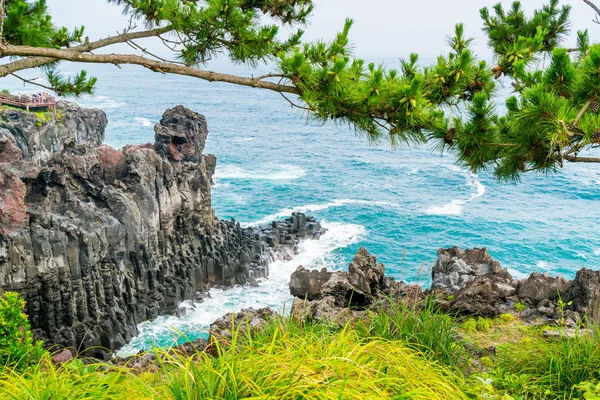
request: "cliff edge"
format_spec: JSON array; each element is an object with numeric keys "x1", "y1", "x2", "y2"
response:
[{"x1": 0, "y1": 103, "x2": 321, "y2": 357}]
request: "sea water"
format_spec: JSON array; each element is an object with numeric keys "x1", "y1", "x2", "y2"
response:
[{"x1": 4, "y1": 64, "x2": 600, "y2": 354}]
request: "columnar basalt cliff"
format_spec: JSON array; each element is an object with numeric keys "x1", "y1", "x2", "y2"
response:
[{"x1": 0, "y1": 103, "x2": 322, "y2": 357}]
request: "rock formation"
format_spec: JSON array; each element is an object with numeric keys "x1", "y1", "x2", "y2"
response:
[
  {"x1": 433, "y1": 247, "x2": 600, "y2": 326},
  {"x1": 289, "y1": 247, "x2": 421, "y2": 326},
  {"x1": 0, "y1": 103, "x2": 323, "y2": 357}
]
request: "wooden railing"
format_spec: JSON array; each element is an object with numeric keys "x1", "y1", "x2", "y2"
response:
[{"x1": 0, "y1": 92, "x2": 56, "y2": 112}]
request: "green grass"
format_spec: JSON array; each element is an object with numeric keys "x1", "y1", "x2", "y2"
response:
[{"x1": 2, "y1": 299, "x2": 600, "y2": 399}]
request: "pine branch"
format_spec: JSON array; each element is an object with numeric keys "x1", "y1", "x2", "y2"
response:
[
  {"x1": 9, "y1": 73, "x2": 54, "y2": 91},
  {"x1": 583, "y1": 0, "x2": 600, "y2": 17},
  {"x1": 0, "y1": 26, "x2": 171, "y2": 78},
  {"x1": 0, "y1": 44, "x2": 300, "y2": 95},
  {"x1": 564, "y1": 155, "x2": 600, "y2": 163}
]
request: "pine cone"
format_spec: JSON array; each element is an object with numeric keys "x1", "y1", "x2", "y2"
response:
[
  {"x1": 591, "y1": 101, "x2": 599, "y2": 114},
  {"x1": 444, "y1": 128, "x2": 456, "y2": 145},
  {"x1": 592, "y1": 131, "x2": 600, "y2": 144}
]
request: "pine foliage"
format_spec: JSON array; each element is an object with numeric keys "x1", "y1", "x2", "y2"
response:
[{"x1": 2, "y1": 0, "x2": 600, "y2": 179}]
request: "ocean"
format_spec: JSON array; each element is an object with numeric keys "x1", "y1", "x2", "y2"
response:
[{"x1": 5, "y1": 63, "x2": 600, "y2": 355}]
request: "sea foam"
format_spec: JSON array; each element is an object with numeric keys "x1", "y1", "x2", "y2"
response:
[
  {"x1": 425, "y1": 166, "x2": 486, "y2": 216},
  {"x1": 215, "y1": 164, "x2": 306, "y2": 181},
  {"x1": 134, "y1": 117, "x2": 153, "y2": 127},
  {"x1": 116, "y1": 220, "x2": 366, "y2": 356}
]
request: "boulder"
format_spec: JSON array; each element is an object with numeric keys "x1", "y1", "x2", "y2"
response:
[
  {"x1": 432, "y1": 247, "x2": 511, "y2": 293},
  {"x1": 450, "y1": 274, "x2": 515, "y2": 317},
  {"x1": 563, "y1": 269, "x2": 600, "y2": 324},
  {"x1": 289, "y1": 266, "x2": 333, "y2": 300},
  {"x1": 347, "y1": 247, "x2": 385, "y2": 295},
  {"x1": 209, "y1": 307, "x2": 276, "y2": 340},
  {"x1": 517, "y1": 272, "x2": 569, "y2": 305}
]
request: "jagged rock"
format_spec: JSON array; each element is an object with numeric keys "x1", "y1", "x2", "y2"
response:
[
  {"x1": 431, "y1": 247, "x2": 511, "y2": 293},
  {"x1": 563, "y1": 269, "x2": 600, "y2": 324},
  {"x1": 0, "y1": 104, "x2": 324, "y2": 358},
  {"x1": 347, "y1": 247, "x2": 385, "y2": 296},
  {"x1": 517, "y1": 272, "x2": 569, "y2": 305},
  {"x1": 0, "y1": 101, "x2": 106, "y2": 163},
  {"x1": 290, "y1": 248, "x2": 415, "y2": 324},
  {"x1": 209, "y1": 307, "x2": 275, "y2": 340},
  {"x1": 449, "y1": 274, "x2": 515, "y2": 317},
  {"x1": 289, "y1": 266, "x2": 332, "y2": 300}
]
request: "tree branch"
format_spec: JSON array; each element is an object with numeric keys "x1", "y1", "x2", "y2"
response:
[
  {"x1": 0, "y1": 44, "x2": 300, "y2": 95},
  {"x1": 583, "y1": 0, "x2": 600, "y2": 16},
  {"x1": 0, "y1": 0, "x2": 5, "y2": 42},
  {"x1": 10, "y1": 73, "x2": 55, "y2": 91},
  {"x1": 564, "y1": 155, "x2": 600, "y2": 163},
  {"x1": 0, "y1": 26, "x2": 172, "y2": 78}
]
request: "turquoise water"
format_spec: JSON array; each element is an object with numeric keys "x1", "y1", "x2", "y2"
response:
[{"x1": 5, "y1": 64, "x2": 600, "y2": 353}]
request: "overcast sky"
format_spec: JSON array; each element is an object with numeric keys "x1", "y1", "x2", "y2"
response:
[{"x1": 47, "y1": 0, "x2": 598, "y2": 62}]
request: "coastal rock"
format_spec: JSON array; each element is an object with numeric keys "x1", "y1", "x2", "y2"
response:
[
  {"x1": 289, "y1": 266, "x2": 332, "y2": 300},
  {"x1": 516, "y1": 272, "x2": 569, "y2": 305},
  {"x1": 449, "y1": 274, "x2": 515, "y2": 317},
  {"x1": 209, "y1": 307, "x2": 275, "y2": 340},
  {"x1": 0, "y1": 104, "x2": 324, "y2": 358},
  {"x1": 563, "y1": 269, "x2": 600, "y2": 324},
  {"x1": 431, "y1": 247, "x2": 511, "y2": 293},
  {"x1": 290, "y1": 248, "x2": 412, "y2": 324}
]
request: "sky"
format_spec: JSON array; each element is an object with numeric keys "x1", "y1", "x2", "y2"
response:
[{"x1": 46, "y1": 0, "x2": 599, "y2": 63}]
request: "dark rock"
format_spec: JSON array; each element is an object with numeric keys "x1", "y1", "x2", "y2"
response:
[
  {"x1": 289, "y1": 266, "x2": 333, "y2": 300},
  {"x1": 0, "y1": 104, "x2": 324, "y2": 356},
  {"x1": 209, "y1": 307, "x2": 275, "y2": 340},
  {"x1": 290, "y1": 248, "x2": 415, "y2": 324},
  {"x1": 432, "y1": 247, "x2": 511, "y2": 293},
  {"x1": 517, "y1": 272, "x2": 569, "y2": 305},
  {"x1": 563, "y1": 269, "x2": 600, "y2": 324},
  {"x1": 450, "y1": 274, "x2": 515, "y2": 317}
]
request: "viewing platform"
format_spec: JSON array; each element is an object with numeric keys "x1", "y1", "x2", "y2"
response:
[{"x1": 0, "y1": 92, "x2": 56, "y2": 114}]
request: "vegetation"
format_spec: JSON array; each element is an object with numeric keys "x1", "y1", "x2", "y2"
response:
[
  {"x1": 2, "y1": 293, "x2": 600, "y2": 399},
  {"x1": 1, "y1": 0, "x2": 600, "y2": 179},
  {"x1": 0, "y1": 292, "x2": 44, "y2": 372}
]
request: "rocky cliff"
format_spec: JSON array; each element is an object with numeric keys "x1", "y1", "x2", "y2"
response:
[{"x1": 0, "y1": 103, "x2": 322, "y2": 357}]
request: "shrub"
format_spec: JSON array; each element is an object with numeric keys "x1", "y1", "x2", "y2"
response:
[
  {"x1": 499, "y1": 313, "x2": 515, "y2": 323},
  {"x1": 0, "y1": 292, "x2": 45, "y2": 371}
]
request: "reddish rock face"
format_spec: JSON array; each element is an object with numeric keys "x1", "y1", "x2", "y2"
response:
[
  {"x1": 124, "y1": 143, "x2": 154, "y2": 155},
  {"x1": 0, "y1": 173, "x2": 28, "y2": 234},
  {"x1": 97, "y1": 145, "x2": 125, "y2": 170},
  {"x1": 0, "y1": 137, "x2": 23, "y2": 164}
]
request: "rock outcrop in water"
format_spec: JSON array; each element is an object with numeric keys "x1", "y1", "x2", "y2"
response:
[{"x1": 0, "y1": 103, "x2": 323, "y2": 357}]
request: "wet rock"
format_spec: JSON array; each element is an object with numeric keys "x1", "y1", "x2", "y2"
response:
[{"x1": 432, "y1": 247, "x2": 511, "y2": 293}]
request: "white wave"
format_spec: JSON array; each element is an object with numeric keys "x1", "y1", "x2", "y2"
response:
[
  {"x1": 134, "y1": 117, "x2": 153, "y2": 127},
  {"x1": 80, "y1": 95, "x2": 126, "y2": 110},
  {"x1": 235, "y1": 137, "x2": 256, "y2": 143},
  {"x1": 594, "y1": 248, "x2": 600, "y2": 256},
  {"x1": 116, "y1": 220, "x2": 366, "y2": 356},
  {"x1": 215, "y1": 164, "x2": 305, "y2": 181},
  {"x1": 425, "y1": 166, "x2": 486, "y2": 216},
  {"x1": 241, "y1": 199, "x2": 398, "y2": 227}
]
